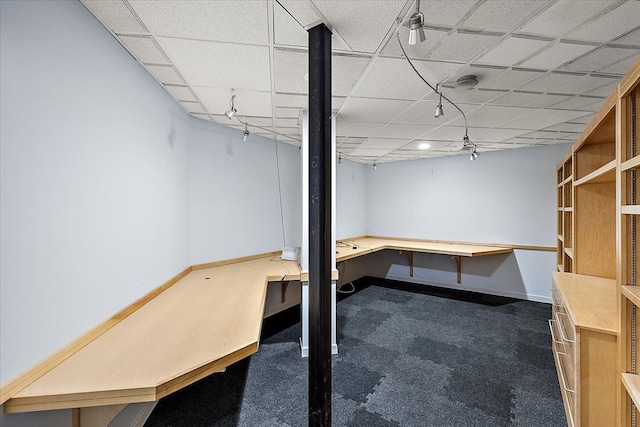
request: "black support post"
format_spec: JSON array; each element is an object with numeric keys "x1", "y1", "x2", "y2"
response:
[{"x1": 308, "y1": 23, "x2": 332, "y2": 427}]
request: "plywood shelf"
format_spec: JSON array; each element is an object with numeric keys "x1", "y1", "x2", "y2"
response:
[
  {"x1": 621, "y1": 154, "x2": 640, "y2": 172},
  {"x1": 558, "y1": 234, "x2": 564, "y2": 242},
  {"x1": 622, "y1": 286, "x2": 640, "y2": 307},
  {"x1": 622, "y1": 205, "x2": 640, "y2": 215},
  {"x1": 564, "y1": 207, "x2": 573, "y2": 212},
  {"x1": 622, "y1": 373, "x2": 640, "y2": 410},
  {"x1": 563, "y1": 176, "x2": 573, "y2": 185},
  {"x1": 573, "y1": 159, "x2": 616, "y2": 186}
]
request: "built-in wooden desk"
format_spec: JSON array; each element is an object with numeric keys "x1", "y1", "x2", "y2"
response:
[
  {"x1": 336, "y1": 237, "x2": 512, "y2": 283},
  {"x1": 3, "y1": 255, "x2": 300, "y2": 415}
]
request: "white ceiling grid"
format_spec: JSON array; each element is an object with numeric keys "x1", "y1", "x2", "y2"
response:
[{"x1": 81, "y1": 0, "x2": 640, "y2": 164}]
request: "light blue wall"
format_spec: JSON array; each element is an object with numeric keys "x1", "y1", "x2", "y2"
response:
[{"x1": 364, "y1": 144, "x2": 571, "y2": 301}]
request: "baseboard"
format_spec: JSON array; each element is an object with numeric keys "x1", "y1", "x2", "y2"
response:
[{"x1": 371, "y1": 274, "x2": 552, "y2": 304}]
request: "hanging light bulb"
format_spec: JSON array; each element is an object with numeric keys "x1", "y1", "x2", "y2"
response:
[
  {"x1": 242, "y1": 122, "x2": 249, "y2": 141},
  {"x1": 435, "y1": 93, "x2": 444, "y2": 118},
  {"x1": 373, "y1": 160, "x2": 377, "y2": 170},
  {"x1": 470, "y1": 149, "x2": 479, "y2": 161},
  {"x1": 225, "y1": 94, "x2": 237, "y2": 119}
]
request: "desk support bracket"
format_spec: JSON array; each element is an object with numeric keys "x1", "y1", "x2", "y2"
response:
[{"x1": 452, "y1": 256, "x2": 462, "y2": 284}]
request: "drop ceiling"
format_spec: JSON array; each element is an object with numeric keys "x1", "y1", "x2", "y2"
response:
[{"x1": 81, "y1": 0, "x2": 640, "y2": 163}]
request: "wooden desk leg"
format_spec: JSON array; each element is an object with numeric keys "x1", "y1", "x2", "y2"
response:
[
  {"x1": 281, "y1": 281, "x2": 289, "y2": 304},
  {"x1": 73, "y1": 404, "x2": 127, "y2": 427},
  {"x1": 452, "y1": 256, "x2": 461, "y2": 284}
]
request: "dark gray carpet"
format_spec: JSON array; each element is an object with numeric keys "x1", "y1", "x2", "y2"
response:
[{"x1": 145, "y1": 279, "x2": 565, "y2": 426}]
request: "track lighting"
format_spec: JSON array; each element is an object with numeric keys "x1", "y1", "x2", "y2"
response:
[
  {"x1": 242, "y1": 122, "x2": 249, "y2": 141},
  {"x1": 338, "y1": 152, "x2": 342, "y2": 165},
  {"x1": 470, "y1": 149, "x2": 479, "y2": 161},
  {"x1": 435, "y1": 93, "x2": 444, "y2": 118},
  {"x1": 408, "y1": 0, "x2": 425, "y2": 45},
  {"x1": 225, "y1": 94, "x2": 237, "y2": 119},
  {"x1": 373, "y1": 160, "x2": 377, "y2": 170}
]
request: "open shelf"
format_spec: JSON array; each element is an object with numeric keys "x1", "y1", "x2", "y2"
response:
[
  {"x1": 564, "y1": 207, "x2": 573, "y2": 212},
  {"x1": 621, "y1": 155, "x2": 640, "y2": 172},
  {"x1": 622, "y1": 373, "x2": 640, "y2": 410},
  {"x1": 574, "y1": 159, "x2": 616, "y2": 186},
  {"x1": 563, "y1": 176, "x2": 573, "y2": 185},
  {"x1": 622, "y1": 286, "x2": 640, "y2": 307},
  {"x1": 622, "y1": 206, "x2": 640, "y2": 215}
]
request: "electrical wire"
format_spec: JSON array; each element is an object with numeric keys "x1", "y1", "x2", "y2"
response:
[
  {"x1": 395, "y1": 32, "x2": 469, "y2": 134},
  {"x1": 273, "y1": 134, "x2": 287, "y2": 248}
]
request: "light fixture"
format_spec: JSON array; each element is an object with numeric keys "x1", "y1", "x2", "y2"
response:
[
  {"x1": 242, "y1": 122, "x2": 249, "y2": 141},
  {"x1": 225, "y1": 94, "x2": 237, "y2": 119},
  {"x1": 408, "y1": 11, "x2": 426, "y2": 45},
  {"x1": 456, "y1": 75, "x2": 478, "y2": 90},
  {"x1": 373, "y1": 160, "x2": 377, "y2": 170},
  {"x1": 435, "y1": 93, "x2": 444, "y2": 118},
  {"x1": 338, "y1": 152, "x2": 342, "y2": 164},
  {"x1": 418, "y1": 142, "x2": 431, "y2": 150},
  {"x1": 470, "y1": 149, "x2": 479, "y2": 161}
]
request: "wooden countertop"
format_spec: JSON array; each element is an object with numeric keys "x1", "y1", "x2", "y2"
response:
[
  {"x1": 552, "y1": 271, "x2": 618, "y2": 334},
  {"x1": 5, "y1": 256, "x2": 301, "y2": 413},
  {"x1": 335, "y1": 237, "x2": 512, "y2": 262}
]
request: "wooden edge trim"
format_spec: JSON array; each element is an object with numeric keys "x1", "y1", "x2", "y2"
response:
[
  {"x1": 621, "y1": 155, "x2": 640, "y2": 172},
  {"x1": 5, "y1": 388, "x2": 156, "y2": 414},
  {"x1": 382, "y1": 244, "x2": 512, "y2": 257},
  {"x1": 191, "y1": 251, "x2": 282, "y2": 270},
  {"x1": 364, "y1": 235, "x2": 555, "y2": 252},
  {"x1": 572, "y1": 91, "x2": 617, "y2": 152},
  {"x1": 299, "y1": 270, "x2": 339, "y2": 282},
  {"x1": 156, "y1": 343, "x2": 258, "y2": 399},
  {"x1": 619, "y1": 57, "x2": 640, "y2": 97},
  {"x1": 0, "y1": 266, "x2": 192, "y2": 406}
]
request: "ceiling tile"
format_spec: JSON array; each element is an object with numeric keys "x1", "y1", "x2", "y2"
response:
[
  {"x1": 242, "y1": 116, "x2": 275, "y2": 127},
  {"x1": 192, "y1": 113, "x2": 211, "y2": 121},
  {"x1": 164, "y1": 85, "x2": 196, "y2": 102},
  {"x1": 461, "y1": 1, "x2": 547, "y2": 32},
  {"x1": 475, "y1": 67, "x2": 544, "y2": 90},
  {"x1": 442, "y1": 88, "x2": 507, "y2": 104},
  {"x1": 119, "y1": 36, "x2": 168, "y2": 64},
  {"x1": 373, "y1": 123, "x2": 438, "y2": 139},
  {"x1": 356, "y1": 137, "x2": 412, "y2": 150},
  {"x1": 517, "y1": 1, "x2": 616, "y2": 38},
  {"x1": 273, "y1": 1, "x2": 308, "y2": 48},
  {"x1": 597, "y1": 54, "x2": 640, "y2": 75},
  {"x1": 419, "y1": 0, "x2": 477, "y2": 27},
  {"x1": 179, "y1": 101, "x2": 205, "y2": 114},
  {"x1": 463, "y1": 127, "x2": 531, "y2": 142},
  {"x1": 350, "y1": 147, "x2": 395, "y2": 157},
  {"x1": 399, "y1": 139, "x2": 453, "y2": 151},
  {"x1": 277, "y1": 0, "x2": 322, "y2": 27},
  {"x1": 311, "y1": 0, "x2": 405, "y2": 53},
  {"x1": 194, "y1": 87, "x2": 273, "y2": 117},
  {"x1": 549, "y1": 95, "x2": 605, "y2": 111},
  {"x1": 81, "y1": 0, "x2": 147, "y2": 34},
  {"x1": 275, "y1": 107, "x2": 300, "y2": 119},
  {"x1": 146, "y1": 65, "x2": 184, "y2": 85},
  {"x1": 274, "y1": 48, "x2": 307, "y2": 94},
  {"x1": 333, "y1": 55, "x2": 372, "y2": 96},
  {"x1": 501, "y1": 108, "x2": 590, "y2": 130},
  {"x1": 339, "y1": 97, "x2": 414, "y2": 123},
  {"x1": 518, "y1": 72, "x2": 619, "y2": 95},
  {"x1": 129, "y1": 0, "x2": 269, "y2": 45},
  {"x1": 582, "y1": 81, "x2": 619, "y2": 97},
  {"x1": 568, "y1": 2, "x2": 640, "y2": 43},
  {"x1": 274, "y1": 118, "x2": 298, "y2": 127},
  {"x1": 275, "y1": 93, "x2": 307, "y2": 108},
  {"x1": 158, "y1": 38, "x2": 271, "y2": 91},
  {"x1": 352, "y1": 57, "x2": 431, "y2": 100},
  {"x1": 569, "y1": 113, "x2": 596, "y2": 124},
  {"x1": 448, "y1": 104, "x2": 537, "y2": 128},
  {"x1": 543, "y1": 122, "x2": 585, "y2": 132},
  {"x1": 429, "y1": 32, "x2": 501, "y2": 62},
  {"x1": 336, "y1": 121, "x2": 386, "y2": 137},
  {"x1": 563, "y1": 46, "x2": 639, "y2": 73},
  {"x1": 380, "y1": 28, "x2": 449, "y2": 59},
  {"x1": 489, "y1": 91, "x2": 568, "y2": 108},
  {"x1": 476, "y1": 36, "x2": 549, "y2": 67},
  {"x1": 519, "y1": 42, "x2": 596, "y2": 69},
  {"x1": 615, "y1": 28, "x2": 640, "y2": 46}
]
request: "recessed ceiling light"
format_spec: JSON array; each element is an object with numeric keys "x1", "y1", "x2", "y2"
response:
[{"x1": 418, "y1": 142, "x2": 431, "y2": 150}]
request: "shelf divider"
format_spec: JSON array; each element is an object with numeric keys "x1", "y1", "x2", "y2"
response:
[
  {"x1": 622, "y1": 373, "x2": 640, "y2": 410},
  {"x1": 621, "y1": 154, "x2": 640, "y2": 172},
  {"x1": 622, "y1": 286, "x2": 640, "y2": 307},
  {"x1": 622, "y1": 206, "x2": 640, "y2": 215}
]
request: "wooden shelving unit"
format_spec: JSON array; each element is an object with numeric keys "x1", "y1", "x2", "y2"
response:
[
  {"x1": 553, "y1": 58, "x2": 640, "y2": 427},
  {"x1": 620, "y1": 60, "x2": 640, "y2": 427}
]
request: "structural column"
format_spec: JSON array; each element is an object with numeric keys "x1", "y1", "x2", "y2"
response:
[{"x1": 305, "y1": 23, "x2": 333, "y2": 427}]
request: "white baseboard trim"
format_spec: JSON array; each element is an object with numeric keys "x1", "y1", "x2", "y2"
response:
[{"x1": 371, "y1": 274, "x2": 552, "y2": 304}]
